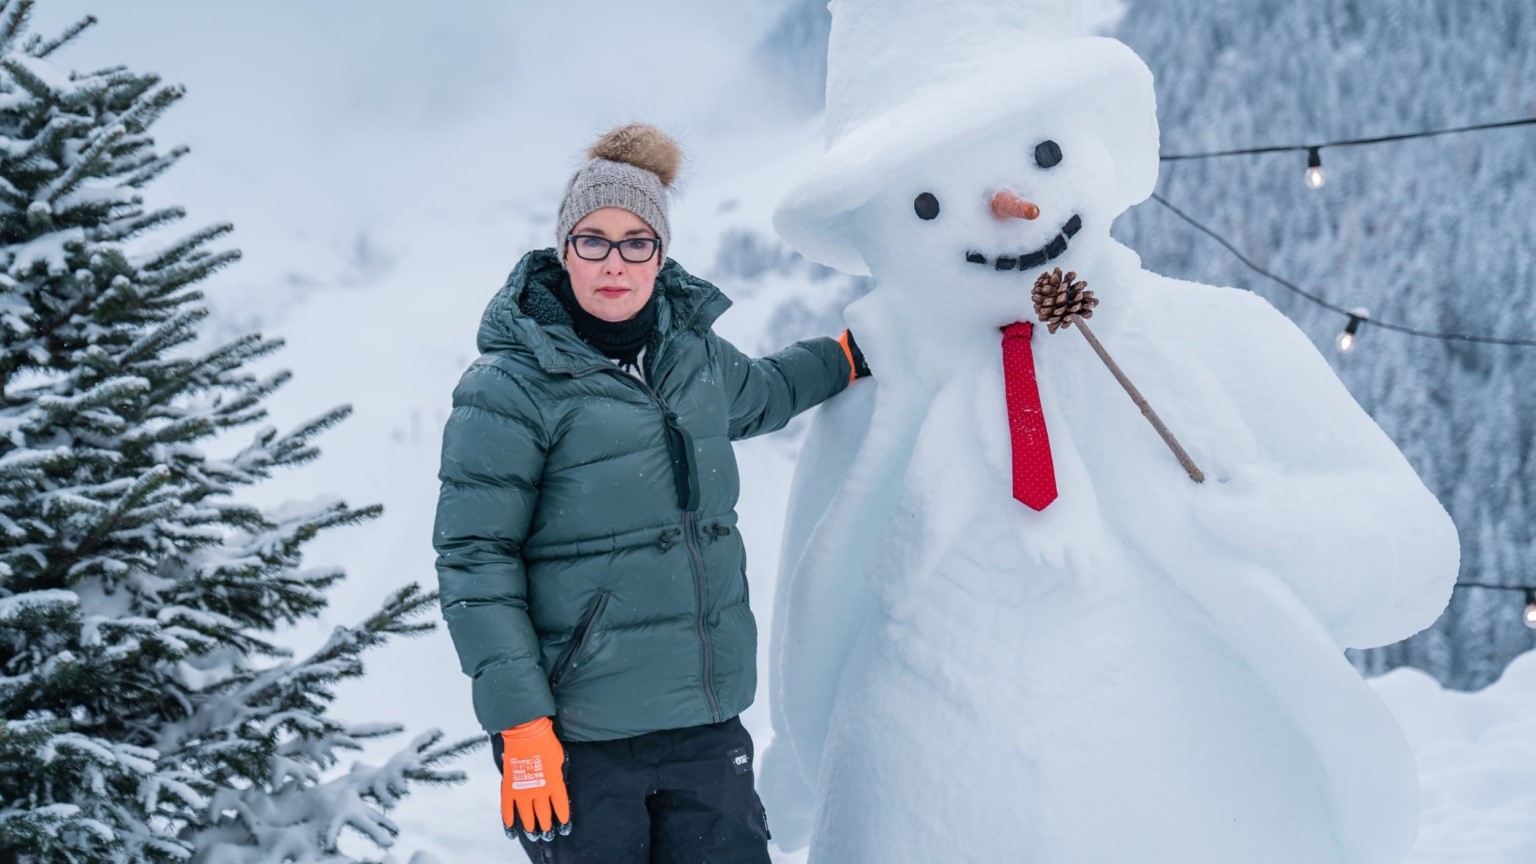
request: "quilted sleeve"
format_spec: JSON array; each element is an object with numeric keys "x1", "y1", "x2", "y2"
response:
[
  {"x1": 433, "y1": 360, "x2": 555, "y2": 733},
  {"x1": 715, "y1": 334, "x2": 852, "y2": 440}
]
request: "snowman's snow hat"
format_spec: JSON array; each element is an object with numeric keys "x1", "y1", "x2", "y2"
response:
[{"x1": 775, "y1": 0, "x2": 1159, "y2": 275}]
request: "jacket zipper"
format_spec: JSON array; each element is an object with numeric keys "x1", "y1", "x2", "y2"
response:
[
  {"x1": 682, "y1": 509, "x2": 720, "y2": 720},
  {"x1": 549, "y1": 590, "x2": 610, "y2": 692},
  {"x1": 554, "y1": 360, "x2": 720, "y2": 721}
]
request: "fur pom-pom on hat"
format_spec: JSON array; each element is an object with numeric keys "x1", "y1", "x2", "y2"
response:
[
  {"x1": 588, "y1": 123, "x2": 682, "y2": 189},
  {"x1": 556, "y1": 123, "x2": 682, "y2": 259}
]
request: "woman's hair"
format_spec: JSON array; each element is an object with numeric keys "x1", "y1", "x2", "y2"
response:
[{"x1": 556, "y1": 124, "x2": 682, "y2": 256}]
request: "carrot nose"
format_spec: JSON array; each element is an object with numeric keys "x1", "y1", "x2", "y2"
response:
[{"x1": 991, "y1": 190, "x2": 1040, "y2": 221}]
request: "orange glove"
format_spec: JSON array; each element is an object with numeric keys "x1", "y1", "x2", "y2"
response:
[{"x1": 499, "y1": 716, "x2": 571, "y2": 839}]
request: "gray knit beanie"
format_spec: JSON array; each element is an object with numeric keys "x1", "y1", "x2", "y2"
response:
[{"x1": 556, "y1": 124, "x2": 682, "y2": 262}]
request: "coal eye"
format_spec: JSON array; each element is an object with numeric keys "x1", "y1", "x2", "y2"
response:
[
  {"x1": 1034, "y1": 140, "x2": 1063, "y2": 169},
  {"x1": 913, "y1": 192, "x2": 940, "y2": 220}
]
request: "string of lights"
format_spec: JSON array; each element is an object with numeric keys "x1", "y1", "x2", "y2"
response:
[
  {"x1": 1158, "y1": 115, "x2": 1536, "y2": 189},
  {"x1": 1150, "y1": 192, "x2": 1536, "y2": 619},
  {"x1": 1150, "y1": 110, "x2": 1536, "y2": 625},
  {"x1": 1454, "y1": 583, "x2": 1536, "y2": 629},
  {"x1": 1153, "y1": 116, "x2": 1536, "y2": 631},
  {"x1": 1148, "y1": 193, "x2": 1536, "y2": 352}
]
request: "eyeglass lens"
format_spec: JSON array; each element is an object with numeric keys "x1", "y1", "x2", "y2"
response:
[{"x1": 569, "y1": 235, "x2": 658, "y2": 263}]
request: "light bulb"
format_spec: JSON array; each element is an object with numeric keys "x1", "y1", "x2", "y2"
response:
[
  {"x1": 1337, "y1": 313, "x2": 1365, "y2": 353},
  {"x1": 1305, "y1": 147, "x2": 1325, "y2": 189},
  {"x1": 1524, "y1": 590, "x2": 1536, "y2": 630}
]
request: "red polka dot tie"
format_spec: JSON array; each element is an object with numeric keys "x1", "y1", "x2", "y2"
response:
[{"x1": 1001, "y1": 322, "x2": 1058, "y2": 511}]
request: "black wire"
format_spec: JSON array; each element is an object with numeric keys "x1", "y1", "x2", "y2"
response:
[
  {"x1": 1455, "y1": 582, "x2": 1536, "y2": 593},
  {"x1": 1159, "y1": 116, "x2": 1536, "y2": 161},
  {"x1": 1149, "y1": 193, "x2": 1536, "y2": 348}
]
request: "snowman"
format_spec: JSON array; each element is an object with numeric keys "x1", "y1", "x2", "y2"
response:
[{"x1": 762, "y1": 1, "x2": 1461, "y2": 862}]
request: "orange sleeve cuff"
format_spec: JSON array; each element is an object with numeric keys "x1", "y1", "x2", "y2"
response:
[
  {"x1": 836, "y1": 330, "x2": 857, "y2": 384},
  {"x1": 502, "y1": 716, "x2": 554, "y2": 740}
]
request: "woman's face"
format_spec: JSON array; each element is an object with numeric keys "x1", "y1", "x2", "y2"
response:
[{"x1": 563, "y1": 207, "x2": 661, "y2": 323}]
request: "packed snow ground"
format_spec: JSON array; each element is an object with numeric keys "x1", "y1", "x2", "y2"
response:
[
  {"x1": 1374, "y1": 654, "x2": 1536, "y2": 864},
  {"x1": 22, "y1": 3, "x2": 1534, "y2": 861}
]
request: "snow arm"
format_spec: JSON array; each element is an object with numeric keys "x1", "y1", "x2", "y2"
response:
[
  {"x1": 762, "y1": 379, "x2": 920, "y2": 850},
  {"x1": 1188, "y1": 289, "x2": 1460, "y2": 650}
]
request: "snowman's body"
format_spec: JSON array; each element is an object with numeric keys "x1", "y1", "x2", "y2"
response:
[
  {"x1": 768, "y1": 239, "x2": 1457, "y2": 863},
  {"x1": 765, "y1": 3, "x2": 1458, "y2": 860}
]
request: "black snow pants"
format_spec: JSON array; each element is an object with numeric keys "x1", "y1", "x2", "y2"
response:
[{"x1": 492, "y1": 715, "x2": 772, "y2": 864}]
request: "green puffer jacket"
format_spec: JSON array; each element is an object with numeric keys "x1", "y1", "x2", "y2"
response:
[{"x1": 433, "y1": 248, "x2": 851, "y2": 741}]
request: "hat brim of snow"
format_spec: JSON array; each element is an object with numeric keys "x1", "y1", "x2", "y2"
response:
[{"x1": 774, "y1": 37, "x2": 1158, "y2": 276}]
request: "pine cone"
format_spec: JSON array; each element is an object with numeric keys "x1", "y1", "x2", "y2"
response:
[{"x1": 1032, "y1": 267, "x2": 1098, "y2": 333}]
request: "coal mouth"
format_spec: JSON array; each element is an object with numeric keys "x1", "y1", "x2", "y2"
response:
[{"x1": 965, "y1": 214, "x2": 1082, "y2": 272}]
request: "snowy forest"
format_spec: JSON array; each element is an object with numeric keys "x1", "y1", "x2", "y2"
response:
[
  {"x1": 1, "y1": 0, "x2": 1532, "y2": 861},
  {"x1": 1112, "y1": 0, "x2": 1536, "y2": 690}
]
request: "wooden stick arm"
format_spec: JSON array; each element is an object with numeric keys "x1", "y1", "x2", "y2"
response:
[{"x1": 1073, "y1": 318, "x2": 1205, "y2": 484}]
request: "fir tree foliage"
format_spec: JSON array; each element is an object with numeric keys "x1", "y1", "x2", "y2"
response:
[{"x1": 0, "y1": 4, "x2": 475, "y2": 862}]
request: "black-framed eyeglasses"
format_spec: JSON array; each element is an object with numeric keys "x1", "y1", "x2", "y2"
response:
[{"x1": 566, "y1": 234, "x2": 660, "y2": 263}]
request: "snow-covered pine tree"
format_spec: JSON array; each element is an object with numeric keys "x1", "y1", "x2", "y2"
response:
[{"x1": 0, "y1": 5, "x2": 474, "y2": 862}]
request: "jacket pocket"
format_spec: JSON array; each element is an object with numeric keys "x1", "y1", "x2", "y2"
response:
[{"x1": 549, "y1": 590, "x2": 610, "y2": 692}]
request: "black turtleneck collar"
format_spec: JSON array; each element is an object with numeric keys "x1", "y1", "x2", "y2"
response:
[{"x1": 550, "y1": 276, "x2": 659, "y2": 368}]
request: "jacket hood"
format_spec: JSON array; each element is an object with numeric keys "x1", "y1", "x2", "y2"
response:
[{"x1": 476, "y1": 248, "x2": 733, "y2": 371}]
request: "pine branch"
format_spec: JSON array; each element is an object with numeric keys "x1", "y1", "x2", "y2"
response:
[
  {"x1": 139, "y1": 288, "x2": 206, "y2": 314},
  {"x1": 8, "y1": 113, "x2": 93, "y2": 171},
  {"x1": 102, "y1": 72, "x2": 159, "y2": 113},
  {"x1": 194, "y1": 332, "x2": 281, "y2": 379},
  {"x1": 140, "y1": 223, "x2": 233, "y2": 272},
  {"x1": 29, "y1": 13, "x2": 94, "y2": 59},
  {"x1": 264, "y1": 406, "x2": 356, "y2": 469},
  {"x1": 123, "y1": 414, "x2": 214, "y2": 450},
  {"x1": 137, "y1": 247, "x2": 242, "y2": 294},
  {"x1": 0, "y1": 172, "x2": 25, "y2": 209},
  {"x1": 0, "y1": 0, "x2": 31, "y2": 59},
  {"x1": 0, "y1": 445, "x2": 67, "y2": 488},
  {"x1": 119, "y1": 145, "x2": 188, "y2": 190},
  {"x1": 0, "y1": 53, "x2": 52, "y2": 101},
  {"x1": 40, "y1": 121, "x2": 124, "y2": 205},
  {"x1": 55, "y1": 67, "x2": 139, "y2": 111},
  {"x1": 208, "y1": 366, "x2": 290, "y2": 431},
  {"x1": 397, "y1": 729, "x2": 483, "y2": 788},
  {"x1": 79, "y1": 62, "x2": 127, "y2": 78},
  {"x1": 34, "y1": 464, "x2": 172, "y2": 588},
  {"x1": 33, "y1": 375, "x2": 147, "y2": 424},
  {"x1": 137, "y1": 339, "x2": 286, "y2": 436},
  {"x1": 115, "y1": 81, "x2": 183, "y2": 138},
  {"x1": 117, "y1": 306, "x2": 208, "y2": 367},
  {"x1": 94, "y1": 204, "x2": 184, "y2": 242}
]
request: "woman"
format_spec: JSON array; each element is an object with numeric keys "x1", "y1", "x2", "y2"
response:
[{"x1": 432, "y1": 123, "x2": 870, "y2": 863}]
